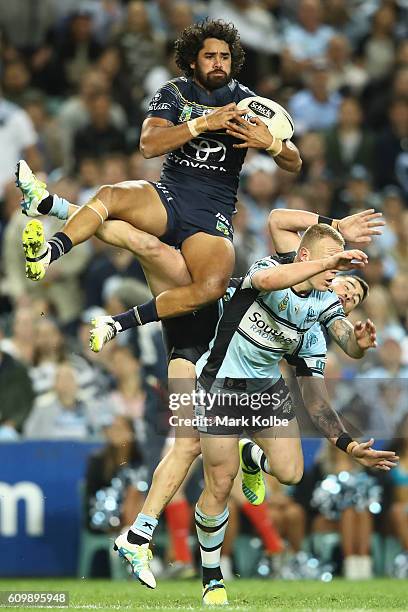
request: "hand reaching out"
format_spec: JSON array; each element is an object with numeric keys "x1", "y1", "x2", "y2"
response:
[
  {"x1": 350, "y1": 439, "x2": 399, "y2": 471},
  {"x1": 354, "y1": 319, "x2": 377, "y2": 350},
  {"x1": 337, "y1": 209, "x2": 385, "y2": 244},
  {"x1": 325, "y1": 249, "x2": 368, "y2": 271}
]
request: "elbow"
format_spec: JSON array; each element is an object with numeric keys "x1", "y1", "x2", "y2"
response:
[
  {"x1": 257, "y1": 275, "x2": 282, "y2": 292},
  {"x1": 345, "y1": 347, "x2": 364, "y2": 359},
  {"x1": 268, "y1": 209, "x2": 281, "y2": 232},
  {"x1": 139, "y1": 140, "x2": 155, "y2": 159},
  {"x1": 293, "y1": 157, "x2": 302, "y2": 173},
  {"x1": 139, "y1": 132, "x2": 157, "y2": 159}
]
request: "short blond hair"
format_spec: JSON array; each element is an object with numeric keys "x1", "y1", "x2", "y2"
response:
[{"x1": 299, "y1": 223, "x2": 345, "y2": 250}]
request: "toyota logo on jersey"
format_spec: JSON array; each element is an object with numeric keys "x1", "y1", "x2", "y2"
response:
[{"x1": 182, "y1": 137, "x2": 227, "y2": 163}]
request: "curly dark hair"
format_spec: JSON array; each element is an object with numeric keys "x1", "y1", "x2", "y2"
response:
[{"x1": 174, "y1": 19, "x2": 245, "y2": 79}]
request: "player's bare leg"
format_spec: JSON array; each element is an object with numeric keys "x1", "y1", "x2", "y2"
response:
[
  {"x1": 115, "y1": 358, "x2": 201, "y2": 586},
  {"x1": 54, "y1": 201, "x2": 188, "y2": 294},
  {"x1": 239, "y1": 420, "x2": 303, "y2": 505},
  {"x1": 142, "y1": 358, "x2": 201, "y2": 518},
  {"x1": 195, "y1": 435, "x2": 239, "y2": 605},
  {"x1": 95, "y1": 220, "x2": 192, "y2": 295},
  {"x1": 91, "y1": 230, "x2": 234, "y2": 351},
  {"x1": 66, "y1": 181, "x2": 169, "y2": 243},
  {"x1": 251, "y1": 422, "x2": 304, "y2": 485},
  {"x1": 18, "y1": 168, "x2": 234, "y2": 318}
]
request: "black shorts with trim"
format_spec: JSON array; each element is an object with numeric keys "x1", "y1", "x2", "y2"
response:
[
  {"x1": 194, "y1": 376, "x2": 296, "y2": 436},
  {"x1": 150, "y1": 180, "x2": 234, "y2": 247},
  {"x1": 162, "y1": 301, "x2": 220, "y2": 365}
]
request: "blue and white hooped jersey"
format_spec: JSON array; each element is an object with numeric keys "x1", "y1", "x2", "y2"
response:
[
  {"x1": 146, "y1": 76, "x2": 255, "y2": 208},
  {"x1": 198, "y1": 256, "x2": 345, "y2": 391}
]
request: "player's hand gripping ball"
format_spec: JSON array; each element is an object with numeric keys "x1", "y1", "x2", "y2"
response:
[{"x1": 237, "y1": 96, "x2": 294, "y2": 140}]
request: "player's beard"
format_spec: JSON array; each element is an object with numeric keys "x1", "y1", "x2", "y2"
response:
[{"x1": 194, "y1": 65, "x2": 231, "y2": 91}]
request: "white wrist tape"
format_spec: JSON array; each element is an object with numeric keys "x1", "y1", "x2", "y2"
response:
[
  {"x1": 187, "y1": 119, "x2": 200, "y2": 137},
  {"x1": 187, "y1": 115, "x2": 208, "y2": 138},
  {"x1": 266, "y1": 137, "x2": 283, "y2": 157}
]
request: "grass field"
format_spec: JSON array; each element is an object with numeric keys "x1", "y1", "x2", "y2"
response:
[{"x1": 0, "y1": 579, "x2": 408, "y2": 612}]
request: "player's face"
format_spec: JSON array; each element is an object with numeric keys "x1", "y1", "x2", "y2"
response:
[
  {"x1": 191, "y1": 38, "x2": 232, "y2": 91},
  {"x1": 306, "y1": 237, "x2": 343, "y2": 292},
  {"x1": 332, "y1": 276, "x2": 364, "y2": 314}
]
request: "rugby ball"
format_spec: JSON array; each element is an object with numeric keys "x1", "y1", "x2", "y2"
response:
[{"x1": 237, "y1": 96, "x2": 294, "y2": 140}]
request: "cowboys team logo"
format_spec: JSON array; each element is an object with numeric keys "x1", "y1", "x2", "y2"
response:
[{"x1": 278, "y1": 294, "x2": 289, "y2": 312}]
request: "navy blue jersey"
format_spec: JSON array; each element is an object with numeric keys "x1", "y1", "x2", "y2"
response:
[{"x1": 146, "y1": 77, "x2": 255, "y2": 211}]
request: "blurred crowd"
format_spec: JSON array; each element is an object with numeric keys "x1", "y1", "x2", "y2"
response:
[{"x1": 0, "y1": 0, "x2": 407, "y2": 579}]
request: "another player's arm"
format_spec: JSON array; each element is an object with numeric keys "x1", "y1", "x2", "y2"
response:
[
  {"x1": 251, "y1": 249, "x2": 367, "y2": 292},
  {"x1": 297, "y1": 375, "x2": 349, "y2": 445},
  {"x1": 328, "y1": 317, "x2": 377, "y2": 359},
  {"x1": 298, "y1": 376, "x2": 398, "y2": 471},
  {"x1": 140, "y1": 104, "x2": 248, "y2": 158},
  {"x1": 268, "y1": 209, "x2": 385, "y2": 254}
]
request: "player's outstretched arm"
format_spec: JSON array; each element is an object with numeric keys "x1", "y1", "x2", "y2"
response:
[
  {"x1": 328, "y1": 317, "x2": 377, "y2": 359},
  {"x1": 251, "y1": 249, "x2": 367, "y2": 292},
  {"x1": 298, "y1": 375, "x2": 352, "y2": 444},
  {"x1": 268, "y1": 209, "x2": 385, "y2": 254},
  {"x1": 298, "y1": 377, "x2": 399, "y2": 471},
  {"x1": 140, "y1": 104, "x2": 248, "y2": 158}
]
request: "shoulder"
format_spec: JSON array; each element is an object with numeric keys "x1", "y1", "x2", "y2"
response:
[
  {"x1": 234, "y1": 80, "x2": 256, "y2": 101},
  {"x1": 324, "y1": 288, "x2": 341, "y2": 304},
  {"x1": 253, "y1": 255, "x2": 281, "y2": 268},
  {"x1": 317, "y1": 288, "x2": 342, "y2": 309},
  {"x1": 243, "y1": 256, "x2": 280, "y2": 290},
  {"x1": 165, "y1": 76, "x2": 190, "y2": 94},
  {"x1": 317, "y1": 289, "x2": 345, "y2": 326}
]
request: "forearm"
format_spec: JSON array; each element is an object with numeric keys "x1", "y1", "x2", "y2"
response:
[
  {"x1": 269, "y1": 209, "x2": 319, "y2": 234},
  {"x1": 140, "y1": 118, "x2": 207, "y2": 158},
  {"x1": 298, "y1": 377, "x2": 346, "y2": 445},
  {"x1": 268, "y1": 209, "x2": 318, "y2": 253},
  {"x1": 329, "y1": 319, "x2": 365, "y2": 358},
  {"x1": 272, "y1": 141, "x2": 302, "y2": 173},
  {"x1": 255, "y1": 259, "x2": 326, "y2": 291}
]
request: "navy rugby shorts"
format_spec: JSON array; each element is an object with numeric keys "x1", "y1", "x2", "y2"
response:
[
  {"x1": 150, "y1": 181, "x2": 234, "y2": 247},
  {"x1": 162, "y1": 301, "x2": 219, "y2": 365}
]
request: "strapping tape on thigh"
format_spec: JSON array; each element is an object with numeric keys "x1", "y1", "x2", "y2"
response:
[{"x1": 85, "y1": 198, "x2": 109, "y2": 224}]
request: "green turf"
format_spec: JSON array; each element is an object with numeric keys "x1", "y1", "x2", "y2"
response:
[{"x1": 0, "y1": 578, "x2": 407, "y2": 612}]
